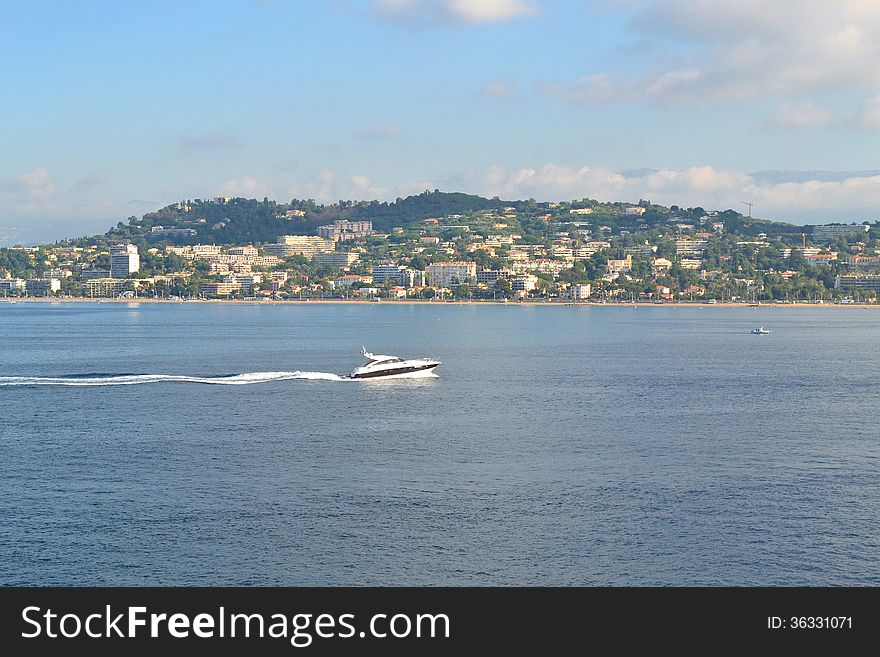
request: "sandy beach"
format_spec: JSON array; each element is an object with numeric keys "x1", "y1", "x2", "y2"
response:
[{"x1": 2, "y1": 297, "x2": 876, "y2": 309}]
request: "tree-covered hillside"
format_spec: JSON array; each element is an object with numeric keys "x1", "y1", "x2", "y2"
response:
[
  {"x1": 63, "y1": 190, "x2": 511, "y2": 247},
  {"x1": 52, "y1": 189, "x2": 824, "y2": 250}
]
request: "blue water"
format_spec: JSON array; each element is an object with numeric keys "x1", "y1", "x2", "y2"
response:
[{"x1": 1, "y1": 302, "x2": 877, "y2": 585}]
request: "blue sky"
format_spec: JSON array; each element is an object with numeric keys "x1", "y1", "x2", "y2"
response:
[{"x1": 2, "y1": 0, "x2": 880, "y2": 243}]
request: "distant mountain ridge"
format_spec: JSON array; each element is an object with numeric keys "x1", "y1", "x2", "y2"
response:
[
  {"x1": 53, "y1": 188, "x2": 826, "y2": 249},
  {"x1": 81, "y1": 190, "x2": 519, "y2": 247}
]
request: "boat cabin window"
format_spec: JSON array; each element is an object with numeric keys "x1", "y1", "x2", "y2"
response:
[{"x1": 367, "y1": 357, "x2": 403, "y2": 365}]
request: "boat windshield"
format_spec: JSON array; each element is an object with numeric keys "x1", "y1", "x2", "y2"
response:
[{"x1": 364, "y1": 356, "x2": 403, "y2": 367}]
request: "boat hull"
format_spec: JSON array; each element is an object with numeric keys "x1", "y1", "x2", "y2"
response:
[{"x1": 349, "y1": 363, "x2": 440, "y2": 379}]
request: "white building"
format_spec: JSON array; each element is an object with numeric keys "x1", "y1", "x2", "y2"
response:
[
  {"x1": 477, "y1": 269, "x2": 513, "y2": 285},
  {"x1": 334, "y1": 275, "x2": 371, "y2": 289},
  {"x1": 0, "y1": 278, "x2": 26, "y2": 292},
  {"x1": 812, "y1": 224, "x2": 870, "y2": 241},
  {"x1": 223, "y1": 274, "x2": 263, "y2": 293},
  {"x1": 371, "y1": 265, "x2": 422, "y2": 287},
  {"x1": 426, "y1": 261, "x2": 477, "y2": 287},
  {"x1": 567, "y1": 284, "x2": 592, "y2": 300},
  {"x1": 227, "y1": 246, "x2": 259, "y2": 256},
  {"x1": 625, "y1": 206, "x2": 646, "y2": 216},
  {"x1": 317, "y1": 220, "x2": 373, "y2": 241},
  {"x1": 314, "y1": 252, "x2": 359, "y2": 268},
  {"x1": 149, "y1": 226, "x2": 197, "y2": 238},
  {"x1": 675, "y1": 238, "x2": 708, "y2": 256},
  {"x1": 26, "y1": 278, "x2": 62, "y2": 295},
  {"x1": 192, "y1": 244, "x2": 222, "y2": 256},
  {"x1": 512, "y1": 274, "x2": 539, "y2": 292},
  {"x1": 780, "y1": 248, "x2": 822, "y2": 258},
  {"x1": 607, "y1": 255, "x2": 633, "y2": 274},
  {"x1": 264, "y1": 235, "x2": 335, "y2": 257},
  {"x1": 81, "y1": 279, "x2": 129, "y2": 297},
  {"x1": 110, "y1": 244, "x2": 140, "y2": 279},
  {"x1": 652, "y1": 257, "x2": 673, "y2": 271},
  {"x1": 835, "y1": 274, "x2": 880, "y2": 292}
]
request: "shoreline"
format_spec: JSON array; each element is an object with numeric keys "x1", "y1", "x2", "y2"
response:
[{"x1": 2, "y1": 298, "x2": 877, "y2": 309}]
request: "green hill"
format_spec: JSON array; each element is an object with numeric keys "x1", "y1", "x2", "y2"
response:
[
  {"x1": 65, "y1": 190, "x2": 509, "y2": 247},
  {"x1": 56, "y1": 189, "x2": 806, "y2": 249}
]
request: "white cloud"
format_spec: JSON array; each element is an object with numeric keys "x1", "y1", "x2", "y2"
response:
[
  {"x1": 217, "y1": 163, "x2": 880, "y2": 223},
  {"x1": 5, "y1": 162, "x2": 880, "y2": 246},
  {"x1": 438, "y1": 163, "x2": 880, "y2": 221},
  {"x1": 546, "y1": 0, "x2": 880, "y2": 121},
  {"x1": 351, "y1": 174, "x2": 372, "y2": 191},
  {"x1": 447, "y1": 0, "x2": 537, "y2": 23},
  {"x1": 0, "y1": 168, "x2": 129, "y2": 245},
  {"x1": 372, "y1": 0, "x2": 538, "y2": 25},
  {"x1": 769, "y1": 102, "x2": 834, "y2": 128},
  {"x1": 856, "y1": 93, "x2": 880, "y2": 129},
  {"x1": 480, "y1": 79, "x2": 517, "y2": 98},
  {"x1": 221, "y1": 169, "x2": 388, "y2": 202},
  {"x1": 0, "y1": 168, "x2": 56, "y2": 200}
]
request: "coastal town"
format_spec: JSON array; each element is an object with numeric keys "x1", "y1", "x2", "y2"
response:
[{"x1": 1, "y1": 192, "x2": 878, "y2": 303}]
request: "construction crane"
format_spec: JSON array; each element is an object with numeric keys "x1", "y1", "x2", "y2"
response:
[{"x1": 740, "y1": 201, "x2": 753, "y2": 224}]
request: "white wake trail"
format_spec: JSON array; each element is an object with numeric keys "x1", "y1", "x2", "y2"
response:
[{"x1": 0, "y1": 371, "x2": 348, "y2": 386}]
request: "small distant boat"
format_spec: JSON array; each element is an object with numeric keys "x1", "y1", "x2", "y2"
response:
[{"x1": 750, "y1": 326, "x2": 770, "y2": 335}]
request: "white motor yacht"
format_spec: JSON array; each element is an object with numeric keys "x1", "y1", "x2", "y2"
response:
[
  {"x1": 349, "y1": 348, "x2": 441, "y2": 379},
  {"x1": 750, "y1": 326, "x2": 770, "y2": 334}
]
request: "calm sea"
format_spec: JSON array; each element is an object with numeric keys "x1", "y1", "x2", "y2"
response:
[{"x1": 1, "y1": 302, "x2": 877, "y2": 585}]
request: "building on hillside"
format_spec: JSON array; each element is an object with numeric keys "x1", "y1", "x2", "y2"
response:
[
  {"x1": 223, "y1": 274, "x2": 262, "y2": 294},
  {"x1": 804, "y1": 253, "x2": 838, "y2": 267},
  {"x1": 812, "y1": 224, "x2": 869, "y2": 241},
  {"x1": 110, "y1": 244, "x2": 140, "y2": 279},
  {"x1": 317, "y1": 220, "x2": 373, "y2": 241},
  {"x1": 82, "y1": 269, "x2": 112, "y2": 279},
  {"x1": 477, "y1": 269, "x2": 514, "y2": 285},
  {"x1": 426, "y1": 261, "x2": 477, "y2": 287},
  {"x1": 81, "y1": 279, "x2": 131, "y2": 297},
  {"x1": 849, "y1": 256, "x2": 880, "y2": 272},
  {"x1": 227, "y1": 246, "x2": 259, "y2": 256},
  {"x1": 314, "y1": 252, "x2": 359, "y2": 268},
  {"x1": 835, "y1": 274, "x2": 880, "y2": 292},
  {"x1": 192, "y1": 244, "x2": 222, "y2": 257},
  {"x1": 607, "y1": 255, "x2": 633, "y2": 274},
  {"x1": 652, "y1": 257, "x2": 673, "y2": 272},
  {"x1": 512, "y1": 274, "x2": 539, "y2": 292},
  {"x1": 371, "y1": 265, "x2": 423, "y2": 287},
  {"x1": 335, "y1": 274, "x2": 371, "y2": 289},
  {"x1": 675, "y1": 238, "x2": 708, "y2": 256},
  {"x1": 149, "y1": 226, "x2": 197, "y2": 238},
  {"x1": 200, "y1": 282, "x2": 241, "y2": 297},
  {"x1": 264, "y1": 235, "x2": 335, "y2": 257}
]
